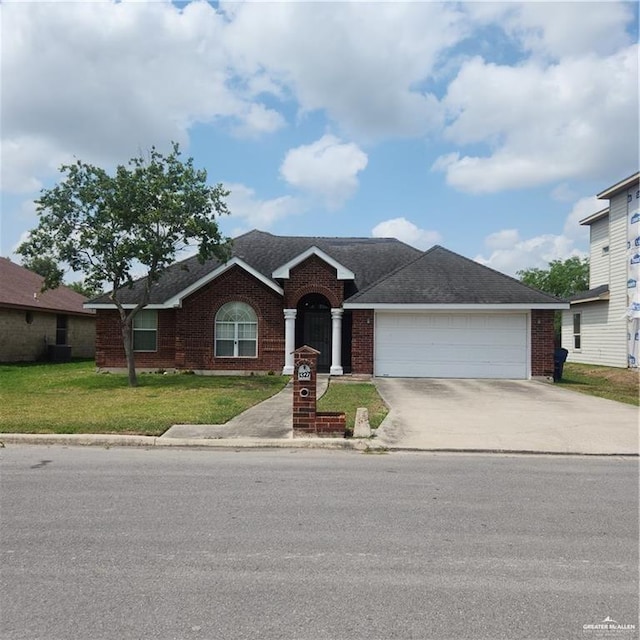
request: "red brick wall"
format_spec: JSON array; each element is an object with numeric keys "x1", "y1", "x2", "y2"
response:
[
  {"x1": 96, "y1": 266, "x2": 285, "y2": 372},
  {"x1": 96, "y1": 258, "x2": 359, "y2": 373},
  {"x1": 351, "y1": 310, "x2": 374, "y2": 374},
  {"x1": 531, "y1": 309, "x2": 555, "y2": 377},
  {"x1": 95, "y1": 309, "x2": 176, "y2": 369},
  {"x1": 284, "y1": 256, "x2": 344, "y2": 308},
  {"x1": 178, "y1": 266, "x2": 284, "y2": 372}
]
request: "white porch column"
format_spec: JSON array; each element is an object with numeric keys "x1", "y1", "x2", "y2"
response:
[
  {"x1": 282, "y1": 308, "x2": 297, "y2": 375},
  {"x1": 330, "y1": 308, "x2": 344, "y2": 375}
]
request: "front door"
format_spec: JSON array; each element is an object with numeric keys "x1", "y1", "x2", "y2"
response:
[
  {"x1": 303, "y1": 310, "x2": 331, "y2": 371},
  {"x1": 296, "y1": 294, "x2": 332, "y2": 372}
]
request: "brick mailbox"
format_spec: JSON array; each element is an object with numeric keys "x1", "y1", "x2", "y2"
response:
[{"x1": 292, "y1": 345, "x2": 346, "y2": 437}]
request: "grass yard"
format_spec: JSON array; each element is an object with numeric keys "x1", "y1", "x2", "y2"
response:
[
  {"x1": 558, "y1": 362, "x2": 639, "y2": 406},
  {"x1": 317, "y1": 379, "x2": 388, "y2": 434},
  {"x1": 0, "y1": 360, "x2": 288, "y2": 436}
]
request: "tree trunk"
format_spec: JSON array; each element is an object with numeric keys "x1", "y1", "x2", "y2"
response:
[{"x1": 121, "y1": 320, "x2": 138, "y2": 387}]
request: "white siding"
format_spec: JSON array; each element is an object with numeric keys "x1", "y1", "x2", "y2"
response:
[
  {"x1": 588, "y1": 217, "x2": 610, "y2": 288},
  {"x1": 562, "y1": 187, "x2": 631, "y2": 368},
  {"x1": 607, "y1": 189, "x2": 632, "y2": 365},
  {"x1": 561, "y1": 303, "x2": 626, "y2": 367}
]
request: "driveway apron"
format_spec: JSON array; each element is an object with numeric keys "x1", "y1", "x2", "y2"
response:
[{"x1": 374, "y1": 378, "x2": 639, "y2": 455}]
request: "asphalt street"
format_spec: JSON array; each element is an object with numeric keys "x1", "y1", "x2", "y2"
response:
[{"x1": 1, "y1": 446, "x2": 638, "y2": 640}]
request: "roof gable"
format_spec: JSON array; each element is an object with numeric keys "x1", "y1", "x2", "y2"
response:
[
  {"x1": 86, "y1": 256, "x2": 283, "y2": 309},
  {"x1": 272, "y1": 246, "x2": 355, "y2": 280},
  {"x1": 344, "y1": 246, "x2": 567, "y2": 308}
]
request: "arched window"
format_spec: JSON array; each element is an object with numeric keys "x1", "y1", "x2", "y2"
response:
[{"x1": 215, "y1": 302, "x2": 258, "y2": 358}]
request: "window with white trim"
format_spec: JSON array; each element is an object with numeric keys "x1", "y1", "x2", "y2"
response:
[
  {"x1": 573, "y1": 313, "x2": 581, "y2": 350},
  {"x1": 215, "y1": 302, "x2": 258, "y2": 358},
  {"x1": 133, "y1": 310, "x2": 157, "y2": 352}
]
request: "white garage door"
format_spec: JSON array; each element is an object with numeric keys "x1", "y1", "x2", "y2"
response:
[{"x1": 375, "y1": 312, "x2": 529, "y2": 379}]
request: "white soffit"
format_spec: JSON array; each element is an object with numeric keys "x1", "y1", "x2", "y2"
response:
[{"x1": 272, "y1": 246, "x2": 355, "y2": 280}]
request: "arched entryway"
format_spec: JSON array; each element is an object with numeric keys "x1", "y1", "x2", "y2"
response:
[{"x1": 296, "y1": 293, "x2": 331, "y2": 372}]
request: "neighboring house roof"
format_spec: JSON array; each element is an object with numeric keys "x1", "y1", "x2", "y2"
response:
[
  {"x1": 597, "y1": 171, "x2": 640, "y2": 200},
  {"x1": 87, "y1": 231, "x2": 565, "y2": 309},
  {"x1": 579, "y1": 207, "x2": 609, "y2": 226},
  {"x1": 343, "y1": 246, "x2": 566, "y2": 308},
  {"x1": 0, "y1": 257, "x2": 94, "y2": 316},
  {"x1": 569, "y1": 284, "x2": 610, "y2": 304}
]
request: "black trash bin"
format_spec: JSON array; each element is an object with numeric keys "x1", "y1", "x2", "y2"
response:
[{"x1": 553, "y1": 348, "x2": 568, "y2": 382}]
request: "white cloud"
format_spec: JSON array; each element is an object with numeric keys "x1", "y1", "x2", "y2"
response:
[
  {"x1": 222, "y1": 2, "x2": 464, "y2": 139},
  {"x1": 484, "y1": 229, "x2": 520, "y2": 251},
  {"x1": 474, "y1": 195, "x2": 601, "y2": 276},
  {"x1": 434, "y1": 44, "x2": 639, "y2": 193},
  {"x1": 231, "y1": 103, "x2": 286, "y2": 138},
  {"x1": 475, "y1": 232, "x2": 584, "y2": 277},
  {"x1": 502, "y1": 2, "x2": 634, "y2": 59},
  {"x1": 562, "y1": 196, "x2": 602, "y2": 239},
  {"x1": 224, "y1": 183, "x2": 304, "y2": 234},
  {"x1": 280, "y1": 135, "x2": 368, "y2": 210},
  {"x1": 0, "y1": 1, "x2": 283, "y2": 194},
  {"x1": 371, "y1": 217, "x2": 441, "y2": 251}
]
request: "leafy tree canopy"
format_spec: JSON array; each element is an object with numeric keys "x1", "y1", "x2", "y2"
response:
[
  {"x1": 517, "y1": 256, "x2": 589, "y2": 299},
  {"x1": 21, "y1": 255, "x2": 64, "y2": 291},
  {"x1": 18, "y1": 142, "x2": 231, "y2": 385},
  {"x1": 67, "y1": 280, "x2": 103, "y2": 299},
  {"x1": 21, "y1": 255, "x2": 102, "y2": 298}
]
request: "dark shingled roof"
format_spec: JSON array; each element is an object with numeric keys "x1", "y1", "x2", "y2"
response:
[
  {"x1": 569, "y1": 284, "x2": 610, "y2": 303},
  {"x1": 0, "y1": 257, "x2": 94, "y2": 316},
  {"x1": 345, "y1": 246, "x2": 565, "y2": 305},
  {"x1": 90, "y1": 232, "x2": 564, "y2": 307},
  {"x1": 90, "y1": 230, "x2": 423, "y2": 305}
]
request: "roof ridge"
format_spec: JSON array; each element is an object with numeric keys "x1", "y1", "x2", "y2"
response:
[{"x1": 432, "y1": 245, "x2": 566, "y2": 302}]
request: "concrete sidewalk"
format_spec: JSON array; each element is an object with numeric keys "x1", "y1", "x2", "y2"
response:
[{"x1": 160, "y1": 375, "x2": 329, "y2": 440}]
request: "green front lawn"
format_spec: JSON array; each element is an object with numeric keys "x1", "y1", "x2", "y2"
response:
[
  {"x1": 317, "y1": 380, "x2": 388, "y2": 434},
  {"x1": 0, "y1": 361, "x2": 288, "y2": 435},
  {"x1": 558, "y1": 362, "x2": 639, "y2": 406}
]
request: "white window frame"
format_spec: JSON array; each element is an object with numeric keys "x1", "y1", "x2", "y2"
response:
[
  {"x1": 133, "y1": 310, "x2": 158, "y2": 352},
  {"x1": 573, "y1": 312, "x2": 581, "y2": 350},
  {"x1": 215, "y1": 302, "x2": 258, "y2": 358}
]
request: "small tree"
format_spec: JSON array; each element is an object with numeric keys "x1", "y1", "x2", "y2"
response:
[
  {"x1": 517, "y1": 256, "x2": 589, "y2": 299},
  {"x1": 517, "y1": 256, "x2": 589, "y2": 340},
  {"x1": 18, "y1": 143, "x2": 231, "y2": 386}
]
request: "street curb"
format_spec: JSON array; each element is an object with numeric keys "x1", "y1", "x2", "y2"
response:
[
  {"x1": 0, "y1": 433, "x2": 636, "y2": 456},
  {"x1": 0, "y1": 433, "x2": 381, "y2": 452}
]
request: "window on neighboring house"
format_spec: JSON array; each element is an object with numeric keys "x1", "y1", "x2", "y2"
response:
[
  {"x1": 602, "y1": 245, "x2": 609, "y2": 255},
  {"x1": 133, "y1": 310, "x2": 157, "y2": 352},
  {"x1": 215, "y1": 302, "x2": 258, "y2": 358},
  {"x1": 573, "y1": 313, "x2": 581, "y2": 350},
  {"x1": 56, "y1": 315, "x2": 68, "y2": 345}
]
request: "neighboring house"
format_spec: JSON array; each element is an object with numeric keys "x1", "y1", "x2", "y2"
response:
[
  {"x1": 561, "y1": 172, "x2": 640, "y2": 368},
  {"x1": 87, "y1": 231, "x2": 566, "y2": 379},
  {"x1": 0, "y1": 257, "x2": 96, "y2": 362}
]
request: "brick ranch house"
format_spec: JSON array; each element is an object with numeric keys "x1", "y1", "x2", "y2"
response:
[
  {"x1": 0, "y1": 257, "x2": 95, "y2": 362},
  {"x1": 87, "y1": 230, "x2": 567, "y2": 379}
]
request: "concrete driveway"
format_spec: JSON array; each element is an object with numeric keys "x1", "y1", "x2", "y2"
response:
[{"x1": 374, "y1": 378, "x2": 639, "y2": 455}]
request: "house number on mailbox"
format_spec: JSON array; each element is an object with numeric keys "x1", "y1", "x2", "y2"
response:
[{"x1": 297, "y1": 364, "x2": 311, "y2": 381}]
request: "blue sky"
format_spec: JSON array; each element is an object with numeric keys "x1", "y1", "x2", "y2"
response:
[{"x1": 1, "y1": 0, "x2": 638, "y2": 278}]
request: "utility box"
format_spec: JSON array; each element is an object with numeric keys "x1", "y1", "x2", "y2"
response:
[{"x1": 48, "y1": 345, "x2": 72, "y2": 362}]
